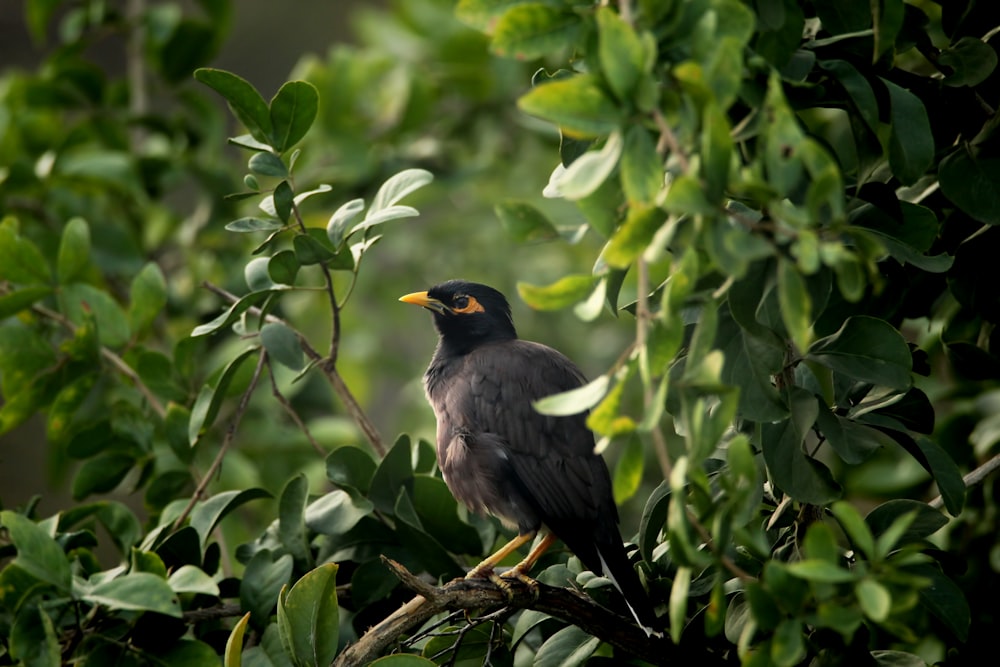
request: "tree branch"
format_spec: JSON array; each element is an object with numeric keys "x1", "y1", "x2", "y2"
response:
[
  {"x1": 333, "y1": 558, "x2": 725, "y2": 667},
  {"x1": 929, "y1": 450, "x2": 1000, "y2": 512}
]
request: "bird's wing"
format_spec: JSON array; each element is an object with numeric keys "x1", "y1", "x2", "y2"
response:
[{"x1": 460, "y1": 340, "x2": 618, "y2": 538}]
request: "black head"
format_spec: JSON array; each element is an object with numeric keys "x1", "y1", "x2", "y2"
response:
[{"x1": 400, "y1": 280, "x2": 517, "y2": 353}]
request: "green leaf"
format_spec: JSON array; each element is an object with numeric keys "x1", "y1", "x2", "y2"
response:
[
  {"x1": 761, "y1": 387, "x2": 840, "y2": 505},
  {"x1": 129, "y1": 262, "x2": 167, "y2": 333},
  {"x1": 940, "y1": 36, "x2": 998, "y2": 87},
  {"x1": 669, "y1": 565, "x2": 691, "y2": 644},
  {"x1": 702, "y1": 104, "x2": 733, "y2": 203},
  {"x1": 533, "y1": 625, "x2": 600, "y2": 667},
  {"x1": 245, "y1": 256, "x2": 275, "y2": 292},
  {"x1": 261, "y1": 322, "x2": 304, "y2": 371},
  {"x1": 369, "y1": 168, "x2": 433, "y2": 214},
  {"x1": 84, "y1": 572, "x2": 183, "y2": 617},
  {"x1": 517, "y1": 274, "x2": 594, "y2": 310},
  {"x1": 815, "y1": 408, "x2": 892, "y2": 465},
  {"x1": 872, "y1": 0, "x2": 904, "y2": 61},
  {"x1": 241, "y1": 550, "x2": 294, "y2": 628},
  {"x1": 225, "y1": 612, "x2": 252, "y2": 667},
  {"x1": 533, "y1": 375, "x2": 609, "y2": 416},
  {"x1": 195, "y1": 68, "x2": 273, "y2": 144},
  {"x1": 856, "y1": 578, "x2": 891, "y2": 622},
  {"x1": 279, "y1": 474, "x2": 311, "y2": 569},
  {"x1": 9, "y1": 606, "x2": 59, "y2": 667},
  {"x1": 368, "y1": 435, "x2": 415, "y2": 514},
  {"x1": 621, "y1": 125, "x2": 662, "y2": 204},
  {"x1": 370, "y1": 656, "x2": 437, "y2": 667},
  {"x1": 269, "y1": 80, "x2": 319, "y2": 153},
  {"x1": 596, "y1": 6, "x2": 647, "y2": 101},
  {"x1": 0, "y1": 224, "x2": 51, "y2": 284},
  {"x1": 882, "y1": 79, "x2": 934, "y2": 185},
  {"x1": 57, "y1": 217, "x2": 90, "y2": 283},
  {"x1": 225, "y1": 217, "x2": 284, "y2": 232},
  {"x1": 939, "y1": 147, "x2": 1000, "y2": 225},
  {"x1": 492, "y1": 4, "x2": 581, "y2": 60},
  {"x1": 808, "y1": 316, "x2": 912, "y2": 390},
  {"x1": 294, "y1": 230, "x2": 354, "y2": 269},
  {"x1": 865, "y1": 499, "x2": 947, "y2": 544},
  {"x1": 717, "y1": 313, "x2": 788, "y2": 422},
  {"x1": 268, "y1": 250, "x2": 300, "y2": 285},
  {"x1": 494, "y1": 201, "x2": 558, "y2": 242},
  {"x1": 0, "y1": 286, "x2": 52, "y2": 320},
  {"x1": 190, "y1": 488, "x2": 272, "y2": 546},
  {"x1": 777, "y1": 257, "x2": 812, "y2": 352},
  {"x1": 910, "y1": 563, "x2": 970, "y2": 642},
  {"x1": 771, "y1": 618, "x2": 806, "y2": 667},
  {"x1": 305, "y1": 489, "x2": 374, "y2": 536},
  {"x1": 602, "y1": 204, "x2": 666, "y2": 269},
  {"x1": 558, "y1": 131, "x2": 623, "y2": 200},
  {"x1": 819, "y1": 59, "x2": 879, "y2": 132},
  {"x1": 277, "y1": 563, "x2": 339, "y2": 667},
  {"x1": 830, "y1": 501, "x2": 876, "y2": 560},
  {"x1": 350, "y1": 205, "x2": 420, "y2": 237},
  {"x1": 518, "y1": 73, "x2": 623, "y2": 138},
  {"x1": 612, "y1": 435, "x2": 644, "y2": 504},
  {"x1": 72, "y1": 453, "x2": 135, "y2": 500},
  {"x1": 912, "y1": 436, "x2": 965, "y2": 516},
  {"x1": 61, "y1": 283, "x2": 131, "y2": 347},
  {"x1": 662, "y1": 174, "x2": 714, "y2": 215},
  {"x1": 327, "y1": 198, "x2": 366, "y2": 248},
  {"x1": 169, "y1": 564, "x2": 221, "y2": 596},
  {"x1": 271, "y1": 181, "x2": 294, "y2": 224},
  {"x1": 0, "y1": 511, "x2": 72, "y2": 593},
  {"x1": 192, "y1": 290, "x2": 273, "y2": 337},
  {"x1": 325, "y1": 446, "x2": 377, "y2": 494},
  {"x1": 249, "y1": 152, "x2": 289, "y2": 177},
  {"x1": 187, "y1": 347, "x2": 260, "y2": 444},
  {"x1": 785, "y1": 559, "x2": 857, "y2": 583}
]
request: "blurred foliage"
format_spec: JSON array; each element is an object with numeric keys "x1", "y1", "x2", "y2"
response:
[{"x1": 2, "y1": 0, "x2": 1000, "y2": 665}]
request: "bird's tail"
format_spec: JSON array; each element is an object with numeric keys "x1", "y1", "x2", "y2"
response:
[{"x1": 596, "y1": 540, "x2": 660, "y2": 634}]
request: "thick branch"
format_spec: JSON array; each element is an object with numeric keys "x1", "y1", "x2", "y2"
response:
[{"x1": 333, "y1": 558, "x2": 724, "y2": 667}]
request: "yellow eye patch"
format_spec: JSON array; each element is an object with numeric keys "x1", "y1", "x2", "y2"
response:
[{"x1": 452, "y1": 295, "x2": 485, "y2": 314}]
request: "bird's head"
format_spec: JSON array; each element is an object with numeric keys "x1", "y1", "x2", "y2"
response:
[{"x1": 400, "y1": 280, "x2": 517, "y2": 351}]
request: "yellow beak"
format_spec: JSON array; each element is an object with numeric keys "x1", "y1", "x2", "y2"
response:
[{"x1": 399, "y1": 291, "x2": 449, "y2": 314}]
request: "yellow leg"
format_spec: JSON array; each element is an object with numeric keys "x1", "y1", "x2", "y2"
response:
[
  {"x1": 466, "y1": 531, "x2": 536, "y2": 579},
  {"x1": 507, "y1": 532, "x2": 556, "y2": 577}
]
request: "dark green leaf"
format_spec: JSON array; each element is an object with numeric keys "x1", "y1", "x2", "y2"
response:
[
  {"x1": 702, "y1": 104, "x2": 733, "y2": 203},
  {"x1": 495, "y1": 201, "x2": 558, "y2": 242},
  {"x1": 192, "y1": 290, "x2": 273, "y2": 337},
  {"x1": 0, "y1": 286, "x2": 52, "y2": 320},
  {"x1": 268, "y1": 250, "x2": 300, "y2": 285},
  {"x1": 269, "y1": 80, "x2": 319, "y2": 153},
  {"x1": 808, "y1": 316, "x2": 912, "y2": 390},
  {"x1": 190, "y1": 488, "x2": 272, "y2": 547},
  {"x1": 248, "y1": 152, "x2": 288, "y2": 178},
  {"x1": 278, "y1": 474, "x2": 311, "y2": 569},
  {"x1": 326, "y1": 446, "x2": 377, "y2": 494},
  {"x1": 368, "y1": 435, "x2": 415, "y2": 514},
  {"x1": 9, "y1": 606, "x2": 59, "y2": 667},
  {"x1": 261, "y1": 322, "x2": 304, "y2": 371},
  {"x1": 305, "y1": 489, "x2": 373, "y2": 536},
  {"x1": 596, "y1": 6, "x2": 647, "y2": 101},
  {"x1": 241, "y1": 550, "x2": 294, "y2": 629},
  {"x1": 187, "y1": 347, "x2": 260, "y2": 444},
  {"x1": 910, "y1": 563, "x2": 970, "y2": 642},
  {"x1": 717, "y1": 312, "x2": 789, "y2": 422},
  {"x1": 0, "y1": 224, "x2": 51, "y2": 284},
  {"x1": 72, "y1": 453, "x2": 135, "y2": 500},
  {"x1": 940, "y1": 36, "x2": 998, "y2": 87},
  {"x1": 518, "y1": 73, "x2": 623, "y2": 138},
  {"x1": 939, "y1": 147, "x2": 1000, "y2": 225},
  {"x1": 61, "y1": 283, "x2": 131, "y2": 348},
  {"x1": 815, "y1": 407, "x2": 892, "y2": 464},
  {"x1": 533, "y1": 624, "x2": 600, "y2": 667},
  {"x1": 882, "y1": 79, "x2": 934, "y2": 185},
  {"x1": 771, "y1": 618, "x2": 806, "y2": 667},
  {"x1": 872, "y1": 0, "x2": 904, "y2": 61},
  {"x1": 912, "y1": 436, "x2": 964, "y2": 515},
  {"x1": 865, "y1": 499, "x2": 947, "y2": 543},
  {"x1": 273, "y1": 181, "x2": 294, "y2": 224},
  {"x1": 195, "y1": 68, "x2": 273, "y2": 144},
  {"x1": 492, "y1": 4, "x2": 581, "y2": 60},
  {"x1": 819, "y1": 59, "x2": 879, "y2": 132}
]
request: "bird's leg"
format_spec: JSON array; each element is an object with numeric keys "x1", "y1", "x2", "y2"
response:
[
  {"x1": 498, "y1": 532, "x2": 557, "y2": 600},
  {"x1": 466, "y1": 531, "x2": 536, "y2": 579}
]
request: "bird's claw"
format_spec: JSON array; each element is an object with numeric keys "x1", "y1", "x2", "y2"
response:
[{"x1": 498, "y1": 568, "x2": 540, "y2": 602}]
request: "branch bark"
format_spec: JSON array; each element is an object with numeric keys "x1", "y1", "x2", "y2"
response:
[{"x1": 333, "y1": 557, "x2": 725, "y2": 667}]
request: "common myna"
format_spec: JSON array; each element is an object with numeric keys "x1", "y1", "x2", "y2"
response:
[{"x1": 400, "y1": 280, "x2": 656, "y2": 629}]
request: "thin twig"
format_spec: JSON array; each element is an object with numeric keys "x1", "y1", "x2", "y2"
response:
[
  {"x1": 636, "y1": 259, "x2": 672, "y2": 480},
  {"x1": 200, "y1": 281, "x2": 387, "y2": 457},
  {"x1": 266, "y1": 356, "x2": 326, "y2": 457},
  {"x1": 171, "y1": 350, "x2": 267, "y2": 532},
  {"x1": 31, "y1": 303, "x2": 167, "y2": 418},
  {"x1": 929, "y1": 451, "x2": 1000, "y2": 511},
  {"x1": 652, "y1": 107, "x2": 690, "y2": 172}
]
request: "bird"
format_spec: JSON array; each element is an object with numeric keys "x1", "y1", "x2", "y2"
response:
[{"x1": 400, "y1": 279, "x2": 657, "y2": 630}]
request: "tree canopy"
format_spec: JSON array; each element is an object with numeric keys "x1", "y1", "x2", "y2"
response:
[{"x1": 2, "y1": 0, "x2": 1000, "y2": 666}]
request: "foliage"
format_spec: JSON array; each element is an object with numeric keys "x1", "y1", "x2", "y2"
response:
[{"x1": 2, "y1": 0, "x2": 1000, "y2": 666}]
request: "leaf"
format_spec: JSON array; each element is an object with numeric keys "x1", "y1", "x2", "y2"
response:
[
  {"x1": 0, "y1": 511, "x2": 72, "y2": 593},
  {"x1": 350, "y1": 205, "x2": 419, "y2": 236},
  {"x1": 533, "y1": 375, "x2": 609, "y2": 416},
  {"x1": 717, "y1": 313, "x2": 788, "y2": 422},
  {"x1": 61, "y1": 283, "x2": 131, "y2": 347},
  {"x1": 603, "y1": 204, "x2": 666, "y2": 269},
  {"x1": 169, "y1": 564, "x2": 221, "y2": 596},
  {"x1": 621, "y1": 125, "x2": 662, "y2": 204},
  {"x1": 268, "y1": 250, "x2": 300, "y2": 285},
  {"x1": 327, "y1": 198, "x2": 366, "y2": 248},
  {"x1": 865, "y1": 499, "x2": 947, "y2": 544},
  {"x1": 0, "y1": 286, "x2": 52, "y2": 320},
  {"x1": 57, "y1": 217, "x2": 90, "y2": 283},
  {"x1": 596, "y1": 6, "x2": 647, "y2": 101},
  {"x1": 0, "y1": 224, "x2": 51, "y2": 284},
  {"x1": 189, "y1": 488, "x2": 272, "y2": 547},
  {"x1": 492, "y1": 4, "x2": 581, "y2": 60},
  {"x1": 71, "y1": 453, "x2": 135, "y2": 500},
  {"x1": 910, "y1": 563, "x2": 970, "y2": 642},
  {"x1": 872, "y1": 0, "x2": 904, "y2": 61},
  {"x1": 533, "y1": 625, "x2": 600, "y2": 667},
  {"x1": 760, "y1": 387, "x2": 841, "y2": 505},
  {"x1": 702, "y1": 103, "x2": 733, "y2": 203},
  {"x1": 518, "y1": 73, "x2": 623, "y2": 138},
  {"x1": 241, "y1": 551, "x2": 294, "y2": 629},
  {"x1": 558, "y1": 131, "x2": 623, "y2": 200},
  {"x1": 785, "y1": 559, "x2": 857, "y2": 583},
  {"x1": 195, "y1": 68, "x2": 273, "y2": 144},
  {"x1": 249, "y1": 152, "x2": 289, "y2": 178},
  {"x1": 815, "y1": 408, "x2": 891, "y2": 465},
  {"x1": 187, "y1": 347, "x2": 259, "y2": 444},
  {"x1": 9, "y1": 606, "x2": 59, "y2": 667},
  {"x1": 225, "y1": 613, "x2": 252, "y2": 667},
  {"x1": 225, "y1": 217, "x2": 284, "y2": 233},
  {"x1": 517, "y1": 274, "x2": 594, "y2": 310},
  {"x1": 819, "y1": 59, "x2": 879, "y2": 132},
  {"x1": 777, "y1": 257, "x2": 813, "y2": 353},
  {"x1": 771, "y1": 618, "x2": 806, "y2": 667},
  {"x1": 84, "y1": 572, "x2": 182, "y2": 617},
  {"x1": 638, "y1": 480, "x2": 670, "y2": 562},
  {"x1": 940, "y1": 36, "x2": 998, "y2": 87},
  {"x1": 808, "y1": 316, "x2": 912, "y2": 390},
  {"x1": 269, "y1": 80, "x2": 319, "y2": 153},
  {"x1": 277, "y1": 563, "x2": 340, "y2": 667},
  {"x1": 663, "y1": 174, "x2": 714, "y2": 215},
  {"x1": 129, "y1": 262, "x2": 168, "y2": 333},
  {"x1": 304, "y1": 489, "x2": 373, "y2": 536},
  {"x1": 369, "y1": 168, "x2": 433, "y2": 214},
  {"x1": 325, "y1": 446, "x2": 378, "y2": 494},
  {"x1": 191, "y1": 290, "x2": 273, "y2": 337},
  {"x1": 612, "y1": 435, "x2": 644, "y2": 504},
  {"x1": 261, "y1": 322, "x2": 304, "y2": 371},
  {"x1": 368, "y1": 435, "x2": 415, "y2": 514},
  {"x1": 494, "y1": 201, "x2": 558, "y2": 242},
  {"x1": 830, "y1": 501, "x2": 876, "y2": 560},
  {"x1": 911, "y1": 436, "x2": 965, "y2": 516},
  {"x1": 881, "y1": 79, "x2": 934, "y2": 186},
  {"x1": 939, "y1": 146, "x2": 1000, "y2": 225},
  {"x1": 669, "y1": 566, "x2": 691, "y2": 644},
  {"x1": 278, "y1": 474, "x2": 311, "y2": 569}
]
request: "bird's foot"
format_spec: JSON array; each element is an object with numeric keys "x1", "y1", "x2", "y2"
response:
[
  {"x1": 497, "y1": 568, "x2": 540, "y2": 602},
  {"x1": 465, "y1": 564, "x2": 495, "y2": 580}
]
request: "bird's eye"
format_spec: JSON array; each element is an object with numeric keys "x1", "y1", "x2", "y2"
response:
[
  {"x1": 453, "y1": 295, "x2": 469, "y2": 309},
  {"x1": 452, "y1": 294, "x2": 485, "y2": 314}
]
